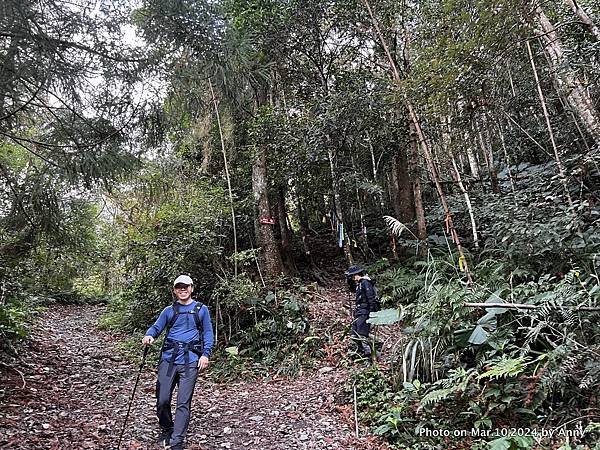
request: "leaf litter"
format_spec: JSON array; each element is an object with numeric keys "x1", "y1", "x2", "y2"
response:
[{"x1": 0, "y1": 286, "x2": 391, "y2": 450}]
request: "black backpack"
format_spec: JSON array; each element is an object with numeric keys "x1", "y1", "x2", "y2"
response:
[{"x1": 360, "y1": 279, "x2": 380, "y2": 312}]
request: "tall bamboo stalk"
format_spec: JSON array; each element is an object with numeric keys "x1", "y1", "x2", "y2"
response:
[
  {"x1": 450, "y1": 149, "x2": 479, "y2": 250},
  {"x1": 526, "y1": 40, "x2": 573, "y2": 207},
  {"x1": 209, "y1": 80, "x2": 238, "y2": 276}
]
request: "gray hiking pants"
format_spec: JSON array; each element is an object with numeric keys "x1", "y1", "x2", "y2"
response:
[{"x1": 156, "y1": 360, "x2": 198, "y2": 447}]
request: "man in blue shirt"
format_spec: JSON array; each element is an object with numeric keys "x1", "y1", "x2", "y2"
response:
[{"x1": 142, "y1": 275, "x2": 214, "y2": 450}]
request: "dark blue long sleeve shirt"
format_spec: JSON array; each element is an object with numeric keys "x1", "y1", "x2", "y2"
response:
[{"x1": 145, "y1": 300, "x2": 214, "y2": 364}]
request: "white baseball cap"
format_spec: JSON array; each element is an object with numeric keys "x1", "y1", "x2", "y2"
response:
[{"x1": 173, "y1": 275, "x2": 193, "y2": 286}]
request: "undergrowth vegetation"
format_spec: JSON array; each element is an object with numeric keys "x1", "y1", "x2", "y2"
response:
[
  {"x1": 207, "y1": 275, "x2": 317, "y2": 380},
  {"x1": 352, "y1": 250, "x2": 600, "y2": 449}
]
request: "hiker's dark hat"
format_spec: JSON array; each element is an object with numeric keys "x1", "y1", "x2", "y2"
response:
[{"x1": 345, "y1": 265, "x2": 364, "y2": 276}]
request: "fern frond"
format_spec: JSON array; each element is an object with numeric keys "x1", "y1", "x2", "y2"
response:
[
  {"x1": 420, "y1": 386, "x2": 457, "y2": 407},
  {"x1": 479, "y1": 356, "x2": 528, "y2": 380},
  {"x1": 419, "y1": 368, "x2": 476, "y2": 409},
  {"x1": 383, "y1": 216, "x2": 416, "y2": 239},
  {"x1": 580, "y1": 356, "x2": 600, "y2": 390}
]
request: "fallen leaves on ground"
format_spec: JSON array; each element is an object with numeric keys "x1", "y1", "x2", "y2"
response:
[{"x1": 0, "y1": 284, "x2": 392, "y2": 450}]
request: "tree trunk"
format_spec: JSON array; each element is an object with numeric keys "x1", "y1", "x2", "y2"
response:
[
  {"x1": 564, "y1": 0, "x2": 600, "y2": 40},
  {"x1": 366, "y1": 130, "x2": 379, "y2": 180},
  {"x1": 465, "y1": 132, "x2": 481, "y2": 179},
  {"x1": 252, "y1": 88, "x2": 284, "y2": 279},
  {"x1": 389, "y1": 155, "x2": 401, "y2": 218},
  {"x1": 396, "y1": 146, "x2": 415, "y2": 224},
  {"x1": 457, "y1": 152, "x2": 465, "y2": 174},
  {"x1": 296, "y1": 188, "x2": 313, "y2": 264},
  {"x1": 252, "y1": 146, "x2": 284, "y2": 279},
  {"x1": 477, "y1": 114, "x2": 501, "y2": 193},
  {"x1": 366, "y1": 130, "x2": 387, "y2": 213},
  {"x1": 555, "y1": 88, "x2": 592, "y2": 153},
  {"x1": 542, "y1": 49, "x2": 594, "y2": 154},
  {"x1": 534, "y1": 4, "x2": 600, "y2": 145},
  {"x1": 408, "y1": 119, "x2": 427, "y2": 242}
]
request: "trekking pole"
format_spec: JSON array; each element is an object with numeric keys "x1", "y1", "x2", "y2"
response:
[
  {"x1": 117, "y1": 345, "x2": 149, "y2": 450},
  {"x1": 347, "y1": 291, "x2": 353, "y2": 321}
]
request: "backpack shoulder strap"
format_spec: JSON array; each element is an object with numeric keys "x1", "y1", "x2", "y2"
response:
[
  {"x1": 359, "y1": 279, "x2": 369, "y2": 297},
  {"x1": 165, "y1": 302, "x2": 180, "y2": 335},
  {"x1": 192, "y1": 301, "x2": 204, "y2": 332}
]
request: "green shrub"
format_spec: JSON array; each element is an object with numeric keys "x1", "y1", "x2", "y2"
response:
[
  {"x1": 0, "y1": 303, "x2": 29, "y2": 350},
  {"x1": 101, "y1": 176, "x2": 229, "y2": 331},
  {"x1": 362, "y1": 255, "x2": 600, "y2": 448},
  {"x1": 209, "y1": 275, "x2": 315, "y2": 378}
]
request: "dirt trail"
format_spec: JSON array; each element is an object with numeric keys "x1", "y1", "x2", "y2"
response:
[{"x1": 0, "y1": 287, "x2": 390, "y2": 450}]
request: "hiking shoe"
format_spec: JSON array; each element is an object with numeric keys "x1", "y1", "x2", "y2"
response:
[
  {"x1": 157, "y1": 429, "x2": 172, "y2": 447},
  {"x1": 170, "y1": 444, "x2": 183, "y2": 450}
]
